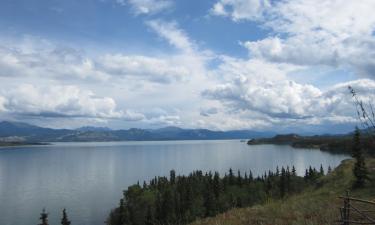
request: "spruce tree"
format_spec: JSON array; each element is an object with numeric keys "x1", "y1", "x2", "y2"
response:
[
  {"x1": 228, "y1": 168, "x2": 234, "y2": 185},
  {"x1": 237, "y1": 170, "x2": 242, "y2": 186},
  {"x1": 249, "y1": 170, "x2": 253, "y2": 182},
  {"x1": 279, "y1": 167, "x2": 286, "y2": 197},
  {"x1": 319, "y1": 164, "x2": 324, "y2": 176},
  {"x1": 39, "y1": 209, "x2": 49, "y2": 225},
  {"x1": 292, "y1": 166, "x2": 297, "y2": 176},
  {"x1": 61, "y1": 209, "x2": 71, "y2": 225},
  {"x1": 213, "y1": 172, "x2": 221, "y2": 198},
  {"x1": 170, "y1": 170, "x2": 176, "y2": 184},
  {"x1": 145, "y1": 205, "x2": 153, "y2": 225},
  {"x1": 352, "y1": 127, "x2": 368, "y2": 188}
]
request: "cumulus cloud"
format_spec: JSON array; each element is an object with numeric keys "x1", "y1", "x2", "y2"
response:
[
  {"x1": 0, "y1": 84, "x2": 144, "y2": 121},
  {"x1": 117, "y1": 0, "x2": 173, "y2": 15},
  {"x1": 99, "y1": 54, "x2": 189, "y2": 83},
  {"x1": 203, "y1": 58, "x2": 375, "y2": 123},
  {"x1": 213, "y1": 0, "x2": 375, "y2": 77},
  {"x1": 0, "y1": 38, "x2": 197, "y2": 84},
  {"x1": 210, "y1": 0, "x2": 271, "y2": 21},
  {"x1": 0, "y1": 45, "x2": 109, "y2": 81}
]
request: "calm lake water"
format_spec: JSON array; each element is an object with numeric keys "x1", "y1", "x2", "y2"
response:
[{"x1": 0, "y1": 140, "x2": 349, "y2": 225}]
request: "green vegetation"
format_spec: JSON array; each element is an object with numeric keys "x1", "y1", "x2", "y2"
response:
[
  {"x1": 352, "y1": 127, "x2": 369, "y2": 188},
  {"x1": 247, "y1": 133, "x2": 375, "y2": 154},
  {"x1": 0, "y1": 141, "x2": 48, "y2": 147},
  {"x1": 107, "y1": 165, "x2": 325, "y2": 225},
  {"x1": 39, "y1": 209, "x2": 49, "y2": 225},
  {"x1": 61, "y1": 209, "x2": 71, "y2": 225},
  {"x1": 190, "y1": 158, "x2": 375, "y2": 225},
  {"x1": 37, "y1": 209, "x2": 71, "y2": 225}
]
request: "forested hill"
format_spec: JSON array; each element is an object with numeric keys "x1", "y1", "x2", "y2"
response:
[
  {"x1": 107, "y1": 165, "x2": 325, "y2": 225},
  {"x1": 0, "y1": 121, "x2": 275, "y2": 142},
  {"x1": 247, "y1": 133, "x2": 375, "y2": 154}
]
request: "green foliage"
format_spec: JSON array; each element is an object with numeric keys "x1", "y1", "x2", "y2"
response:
[
  {"x1": 61, "y1": 209, "x2": 71, "y2": 225},
  {"x1": 352, "y1": 127, "x2": 369, "y2": 188},
  {"x1": 39, "y1": 209, "x2": 49, "y2": 225},
  {"x1": 107, "y1": 166, "x2": 323, "y2": 225},
  {"x1": 191, "y1": 158, "x2": 375, "y2": 225}
]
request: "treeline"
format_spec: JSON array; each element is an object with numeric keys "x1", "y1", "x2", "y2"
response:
[
  {"x1": 107, "y1": 165, "x2": 327, "y2": 225},
  {"x1": 37, "y1": 208, "x2": 71, "y2": 225}
]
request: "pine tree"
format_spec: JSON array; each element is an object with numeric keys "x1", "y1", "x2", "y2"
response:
[
  {"x1": 170, "y1": 170, "x2": 176, "y2": 184},
  {"x1": 237, "y1": 170, "x2": 243, "y2": 186},
  {"x1": 279, "y1": 167, "x2": 286, "y2": 197},
  {"x1": 276, "y1": 166, "x2": 280, "y2": 176},
  {"x1": 328, "y1": 166, "x2": 332, "y2": 174},
  {"x1": 304, "y1": 169, "x2": 309, "y2": 181},
  {"x1": 39, "y1": 209, "x2": 49, "y2": 225},
  {"x1": 61, "y1": 209, "x2": 71, "y2": 225},
  {"x1": 249, "y1": 170, "x2": 253, "y2": 182},
  {"x1": 118, "y1": 199, "x2": 125, "y2": 224},
  {"x1": 145, "y1": 205, "x2": 153, "y2": 225},
  {"x1": 352, "y1": 127, "x2": 368, "y2": 188},
  {"x1": 213, "y1": 172, "x2": 221, "y2": 198},
  {"x1": 228, "y1": 168, "x2": 234, "y2": 185},
  {"x1": 319, "y1": 164, "x2": 324, "y2": 176},
  {"x1": 292, "y1": 166, "x2": 297, "y2": 176}
]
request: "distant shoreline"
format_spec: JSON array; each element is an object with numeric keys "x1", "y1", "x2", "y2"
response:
[{"x1": 0, "y1": 142, "x2": 50, "y2": 147}]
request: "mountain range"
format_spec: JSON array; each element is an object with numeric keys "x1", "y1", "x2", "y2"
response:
[{"x1": 0, "y1": 121, "x2": 275, "y2": 142}]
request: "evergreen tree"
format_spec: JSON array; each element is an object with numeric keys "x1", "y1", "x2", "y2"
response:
[
  {"x1": 276, "y1": 166, "x2": 280, "y2": 176},
  {"x1": 352, "y1": 127, "x2": 368, "y2": 188},
  {"x1": 145, "y1": 205, "x2": 153, "y2": 225},
  {"x1": 228, "y1": 168, "x2": 234, "y2": 185},
  {"x1": 319, "y1": 164, "x2": 324, "y2": 176},
  {"x1": 213, "y1": 172, "x2": 221, "y2": 198},
  {"x1": 39, "y1": 209, "x2": 49, "y2": 225},
  {"x1": 237, "y1": 170, "x2": 242, "y2": 186},
  {"x1": 61, "y1": 209, "x2": 71, "y2": 225},
  {"x1": 170, "y1": 170, "x2": 176, "y2": 184},
  {"x1": 249, "y1": 170, "x2": 253, "y2": 182},
  {"x1": 304, "y1": 169, "x2": 309, "y2": 181},
  {"x1": 292, "y1": 166, "x2": 297, "y2": 176},
  {"x1": 328, "y1": 166, "x2": 332, "y2": 174},
  {"x1": 279, "y1": 167, "x2": 286, "y2": 197},
  {"x1": 118, "y1": 199, "x2": 125, "y2": 224}
]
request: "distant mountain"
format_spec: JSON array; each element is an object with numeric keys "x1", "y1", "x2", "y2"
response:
[
  {"x1": 76, "y1": 126, "x2": 112, "y2": 132},
  {"x1": 0, "y1": 121, "x2": 276, "y2": 142}
]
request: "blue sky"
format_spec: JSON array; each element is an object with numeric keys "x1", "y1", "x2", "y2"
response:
[{"x1": 0, "y1": 0, "x2": 374, "y2": 133}]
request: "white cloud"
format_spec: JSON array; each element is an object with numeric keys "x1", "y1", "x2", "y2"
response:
[
  {"x1": 213, "y1": 0, "x2": 375, "y2": 77},
  {"x1": 0, "y1": 84, "x2": 144, "y2": 121},
  {"x1": 0, "y1": 96, "x2": 7, "y2": 112},
  {"x1": 0, "y1": 38, "x2": 199, "y2": 84},
  {"x1": 118, "y1": 0, "x2": 173, "y2": 15},
  {"x1": 99, "y1": 54, "x2": 189, "y2": 83},
  {"x1": 203, "y1": 57, "x2": 375, "y2": 124},
  {"x1": 146, "y1": 20, "x2": 195, "y2": 54},
  {"x1": 0, "y1": 45, "x2": 109, "y2": 81},
  {"x1": 210, "y1": 0, "x2": 271, "y2": 21},
  {"x1": 200, "y1": 107, "x2": 219, "y2": 117}
]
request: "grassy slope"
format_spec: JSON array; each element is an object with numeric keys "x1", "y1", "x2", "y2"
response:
[{"x1": 190, "y1": 158, "x2": 375, "y2": 225}]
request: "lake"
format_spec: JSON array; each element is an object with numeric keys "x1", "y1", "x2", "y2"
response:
[{"x1": 0, "y1": 140, "x2": 349, "y2": 225}]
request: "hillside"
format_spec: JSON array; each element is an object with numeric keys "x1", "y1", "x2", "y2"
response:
[
  {"x1": 190, "y1": 158, "x2": 375, "y2": 225},
  {"x1": 248, "y1": 133, "x2": 375, "y2": 154},
  {"x1": 0, "y1": 121, "x2": 275, "y2": 142}
]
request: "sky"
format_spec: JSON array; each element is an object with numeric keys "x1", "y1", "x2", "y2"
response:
[{"x1": 0, "y1": 0, "x2": 374, "y2": 133}]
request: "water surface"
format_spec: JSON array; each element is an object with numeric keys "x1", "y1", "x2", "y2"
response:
[{"x1": 0, "y1": 140, "x2": 349, "y2": 225}]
